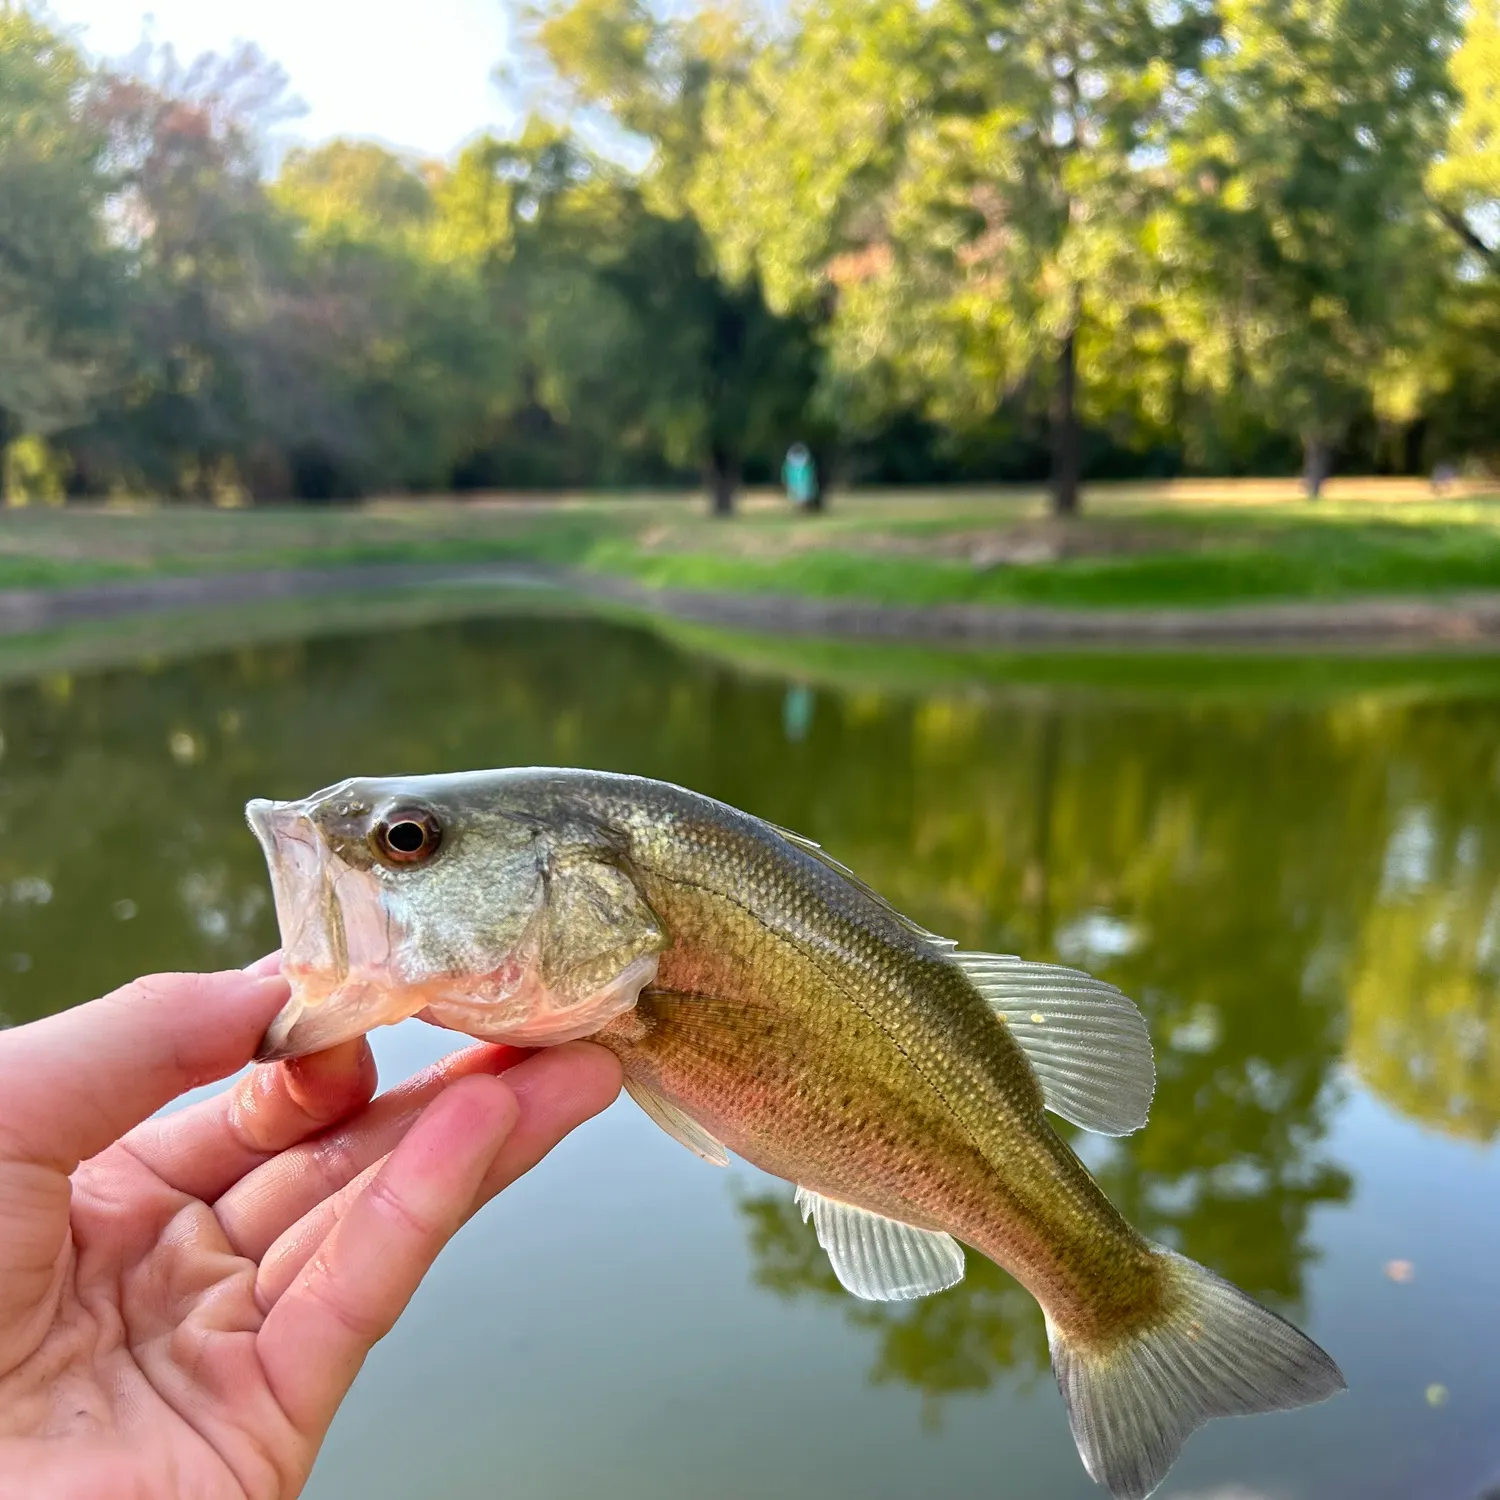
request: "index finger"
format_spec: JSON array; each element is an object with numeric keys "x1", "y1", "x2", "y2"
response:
[
  {"x1": 0, "y1": 969, "x2": 292, "y2": 1171},
  {"x1": 123, "y1": 1036, "x2": 378, "y2": 1204},
  {"x1": 257, "y1": 1046, "x2": 620, "y2": 1441}
]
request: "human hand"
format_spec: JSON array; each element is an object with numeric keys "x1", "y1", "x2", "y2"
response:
[{"x1": 0, "y1": 958, "x2": 622, "y2": 1500}]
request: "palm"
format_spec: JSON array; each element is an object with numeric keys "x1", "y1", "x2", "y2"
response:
[
  {"x1": 3, "y1": 1149, "x2": 297, "y2": 1500},
  {"x1": 0, "y1": 969, "x2": 620, "y2": 1500}
]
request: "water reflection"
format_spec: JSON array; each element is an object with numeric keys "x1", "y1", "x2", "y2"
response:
[
  {"x1": 1, "y1": 609, "x2": 1498, "y2": 1494},
  {"x1": 1345, "y1": 751, "x2": 1500, "y2": 1143},
  {"x1": 739, "y1": 1186, "x2": 1050, "y2": 1411}
]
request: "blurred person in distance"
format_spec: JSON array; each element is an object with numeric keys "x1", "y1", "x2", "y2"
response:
[{"x1": 782, "y1": 442, "x2": 819, "y2": 511}]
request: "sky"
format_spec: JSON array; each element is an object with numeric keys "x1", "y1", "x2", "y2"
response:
[{"x1": 43, "y1": 0, "x2": 522, "y2": 159}]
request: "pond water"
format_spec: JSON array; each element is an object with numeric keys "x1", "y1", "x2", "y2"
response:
[{"x1": 1, "y1": 609, "x2": 1498, "y2": 1500}]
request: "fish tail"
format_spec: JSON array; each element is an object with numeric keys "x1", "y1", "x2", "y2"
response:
[{"x1": 1046, "y1": 1246, "x2": 1346, "y2": 1500}]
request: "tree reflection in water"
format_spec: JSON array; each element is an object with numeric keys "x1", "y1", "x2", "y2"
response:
[{"x1": 738, "y1": 1186, "x2": 1051, "y2": 1415}]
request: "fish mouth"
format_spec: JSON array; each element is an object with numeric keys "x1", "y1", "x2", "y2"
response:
[{"x1": 247, "y1": 796, "x2": 417, "y2": 1061}]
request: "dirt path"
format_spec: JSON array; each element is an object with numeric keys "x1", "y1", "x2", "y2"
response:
[
  {"x1": 4, "y1": 562, "x2": 1500, "y2": 652},
  {"x1": 0, "y1": 564, "x2": 543, "y2": 635}
]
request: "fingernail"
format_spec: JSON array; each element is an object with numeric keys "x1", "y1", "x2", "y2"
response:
[{"x1": 242, "y1": 951, "x2": 284, "y2": 977}]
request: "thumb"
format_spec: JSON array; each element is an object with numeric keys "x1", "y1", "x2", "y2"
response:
[{"x1": 0, "y1": 970, "x2": 291, "y2": 1171}]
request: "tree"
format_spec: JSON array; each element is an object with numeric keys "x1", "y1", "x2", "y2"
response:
[
  {"x1": 74, "y1": 44, "x2": 311, "y2": 497},
  {"x1": 274, "y1": 138, "x2": 433, "y2": 241},
  {"x1": 427, "y1": 125, "x2": 659, "y2": 487},
  {"x1": 1160, "y1": 0, "x2": 1461, "y2": 496},
  {"x1": 686, "y1": 0, "x2": 1218, "y2": 516},
  {"x1": 3, "y1": 0, "x2": 1496, "y2": 501},
  {"x1": 591, "y1": 199, "x2": 822, "y2": 513},
  {"x1": 520, "y1": 0, "x2": 823, "y2": 513},
  {"x1": 273, "y1": 139, "x2": 514, "y2": 496},
  {"x1": 0, "y1": 9, "x2": 117, "y2": 481}
]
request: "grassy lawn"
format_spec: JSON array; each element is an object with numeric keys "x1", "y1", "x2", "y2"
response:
[{"x1": 1, "y1": 479, "x2": 1498, "y2": 610}]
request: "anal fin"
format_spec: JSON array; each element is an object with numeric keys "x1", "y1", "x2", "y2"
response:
[
  {"x1": 795, "y1": 1186, "x2": 965, "y2": 1301},
  {"x1": 624, "y1": 1077, "x2": 730, "y2": 1167}
]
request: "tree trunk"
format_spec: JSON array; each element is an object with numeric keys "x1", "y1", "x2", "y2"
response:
[
  {"x1": 707, "y1": 443, "x2": 739, "y2": 517},
  {"x1": 1025, "y1": 709, "x2": 1061, "y2": 951},
  {"x1": 1403, "y1": 419, "x2": 1427, "y2": 477},
  {"x1": 805, "y1": 446, "x2": 827, "y2": 513},
  {"x1": 1302, "y1": 435, "x2": 1332, "y2": 499},
  {"x1": 0, "y1": 407, "x2": 16, "y2": 507},
  {"x1": 1050, "y1": 324, "x2": 1081, "y2": 518}
]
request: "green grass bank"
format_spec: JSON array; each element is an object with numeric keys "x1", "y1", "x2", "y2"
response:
[{"x1": 1, "y1": 480, "x2": 1499, "y2": 611}]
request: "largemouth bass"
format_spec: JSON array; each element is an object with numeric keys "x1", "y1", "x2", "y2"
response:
[{"x1": 246, "y1": 768, "x2": 1344, "y2": 1499}]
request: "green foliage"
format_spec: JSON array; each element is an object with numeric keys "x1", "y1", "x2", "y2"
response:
[
  {"x1": 688, "y1": 0, "x2": 1222, "y2": 512},
  {"x1": 1160, "y1": 0, "x2": 1461, "y2": 489},
  {"x1": 429, "y1": 127, "x2": 696, "y2": 486},
  {"x1": 0, "y1": 0, "x2": 1494, "y2": 503},
  {"x1": 524, "y1": 0, "x2": 755, "y2": 214},
  {"x1": 687, "y1": 0, "x2": 1483, "y2": 507},
  {"x1": 1, "y1": 433, "x2": 69, "y2": 504},
  {"x1": 270, "y1": 138, "x2": 511, "y2": 494},
  {"x1": 68, "y1": 46, "x2": 322, "y2": 497},
  {"x1": 274, "y1": 139, "x2": 433, "y2": 242},
  {"x1": 0, "y1": 8, "x2": 118, "y2": 443},
  {"x1": 1429, "y1": 0, "x2": 1500, "y2": 270},
  {"x1": 521, "y1": 0, "x2": 821, "y2": 508}
]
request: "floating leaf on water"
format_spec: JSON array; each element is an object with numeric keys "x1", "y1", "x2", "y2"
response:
[
  {"x1": 1425, "y1": 1383, "x2": 1449, "y2": 1407},
  {"x1": 169, "y1": 731, "x2": 202, "y2": 765},
  {"x1": 9, "y1": 877, "x2": 51, "y2": 906},
  {"x1": 113, "y1": 899, "x2": 138, "y2": 921}
]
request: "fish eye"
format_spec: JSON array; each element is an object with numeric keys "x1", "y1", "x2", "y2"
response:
[{"x1": 373, "y1": 808, "x2": 442, "y2": 865}]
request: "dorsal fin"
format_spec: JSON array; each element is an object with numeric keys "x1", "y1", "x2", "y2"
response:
[
  {"x1": 956, "y1": 952, "x2": 1155, "y2": 1136},
  {"x1": 766, "y1": 822, "x2": 956, "y2": 950}
]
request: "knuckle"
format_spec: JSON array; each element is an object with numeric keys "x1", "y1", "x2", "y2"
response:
[
  {"x1": 306, "y1": 1129, "x2": 363, "y2": 1197},
  {"x1": 302, "y1": 1257, "x2": 394, "y2": 1345},
  {"x1": 366, "y1": 1172, "x2": 443, "y2": 1241}
]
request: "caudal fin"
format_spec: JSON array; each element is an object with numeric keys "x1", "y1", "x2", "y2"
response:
[{"x1": 1048, "y1": 1247, "x2": 1346, "y2": 1500}]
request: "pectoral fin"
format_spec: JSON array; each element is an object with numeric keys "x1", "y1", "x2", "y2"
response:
[
  {"x1": 623, "y1": 1076, "x2": 730, "y2": 1166},
  {"x1": 795, "y1": 1187, "x2": 965, "y2": 1301},
  {"x1": 956, "y1": 952, "x2": 1155, "y2": 1136}
]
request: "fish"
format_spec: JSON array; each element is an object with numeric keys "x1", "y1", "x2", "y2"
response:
[{"x1": 245, "y1": 767, "x2": 1345, "y2": 1499}]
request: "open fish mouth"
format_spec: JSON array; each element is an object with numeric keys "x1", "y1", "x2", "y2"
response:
[
  {"x1": 246, "y1": 796, "x2": 417, "y2": 1060},
  {"x1": 245, "y1": 781, "x2": 663, "y2": 1061}
]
